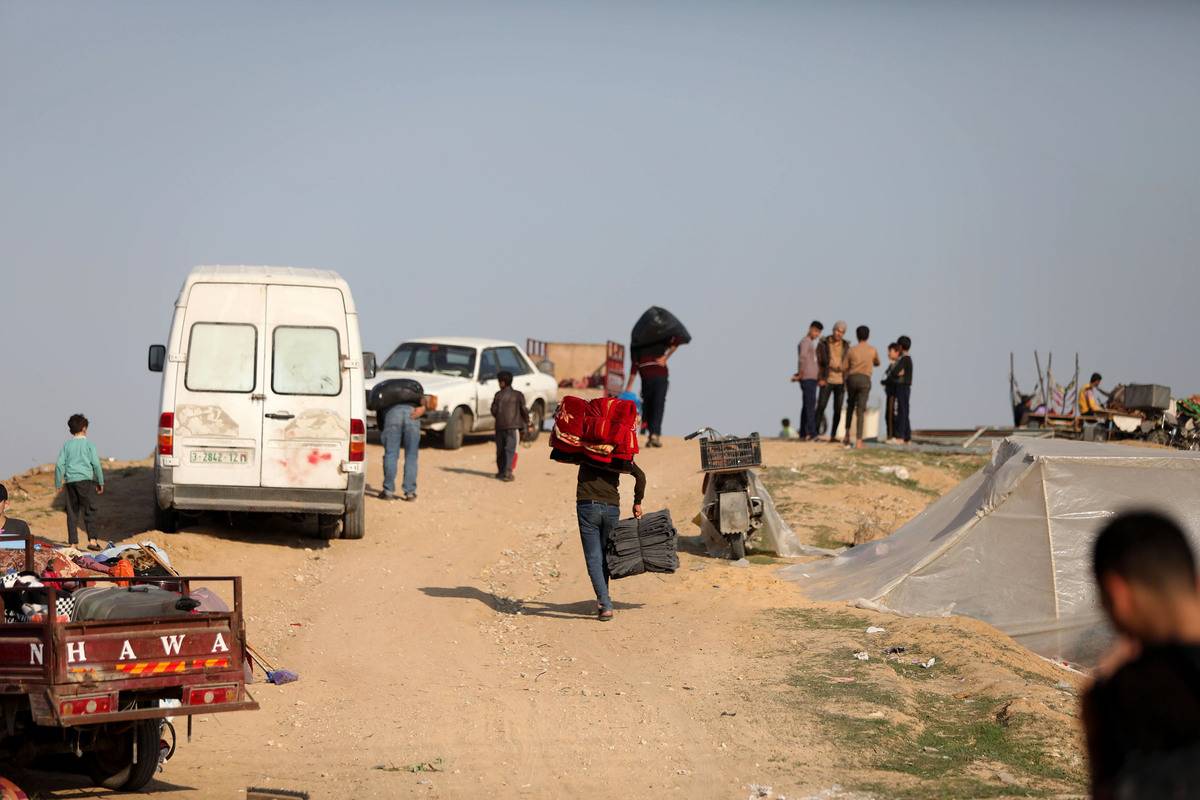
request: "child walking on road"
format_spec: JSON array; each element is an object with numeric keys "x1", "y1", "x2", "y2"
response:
[
  {"x1": 54, "y1": 413, "x2": 104, "y2": 549},
  {"x1": 491, "y1": 371, "x2": 531, "y2": 482}
]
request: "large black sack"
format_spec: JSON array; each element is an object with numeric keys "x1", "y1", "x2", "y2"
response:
[
  {"x1": 631, "y1": 307, "x2": 692, "y2": 350},
  {"x1": 367, "y1": 378, "x2": 424, "y2": 411}
]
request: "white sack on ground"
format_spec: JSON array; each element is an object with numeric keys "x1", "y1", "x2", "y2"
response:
[{"x1": 781, "y1": 438, "x2": 1200, "y2": 666}]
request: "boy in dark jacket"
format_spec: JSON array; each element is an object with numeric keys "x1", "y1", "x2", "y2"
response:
[
  {"x1": 892, "y1": 336, "x2": 914, "y2": 444},
  {"x1": 491, "y1": 371, "x2": 531, "y2": 482},
  {"x1": 881, "y1": 342, "x2": 900, "y2": 441}
]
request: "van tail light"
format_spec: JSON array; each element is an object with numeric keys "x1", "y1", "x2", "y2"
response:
[
  {"x1": 349, "y1": 419, "x2": 365, "y2": 462},
  {"x1": 187, "y1": 684, "x2": 238, "y2": 707},
  {"x1": 158, "y1": 412, "x2": 175, "y2": 456},
  {"x1": 60, "y1": 693, "x2": 114, "y2": 717}
]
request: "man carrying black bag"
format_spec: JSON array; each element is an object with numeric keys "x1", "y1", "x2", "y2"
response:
[
  {"x1": 371, "y1": 379, "x2": 425, "y2": 502},
  {"x1": 626, "y1": 306, "x2": 692, "y2": 448},
  {"x1": 491, "y1": 371, "x2": 531, "y2": 482}
]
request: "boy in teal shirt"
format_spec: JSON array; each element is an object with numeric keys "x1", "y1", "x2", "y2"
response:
[{"x1": 54, "y1": 413, "x2": 104, "y2": 549}]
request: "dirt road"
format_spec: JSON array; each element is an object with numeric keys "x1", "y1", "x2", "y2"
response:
[{"x1": 9, "y1": 439, "x2": 1087, "y2": 799}]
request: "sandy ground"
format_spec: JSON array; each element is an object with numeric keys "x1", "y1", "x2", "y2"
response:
[{"x1": 5, "y1": 438, "x2": 1088, "y2": 799}]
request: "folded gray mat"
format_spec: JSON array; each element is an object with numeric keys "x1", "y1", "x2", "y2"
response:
[{"x1": 606, "y1": 509, "x2": 679, "y2": 580}]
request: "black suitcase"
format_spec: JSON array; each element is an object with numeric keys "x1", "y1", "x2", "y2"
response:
[{"x1": 71, "y1": 585, "x2": 198, "y2": 622}]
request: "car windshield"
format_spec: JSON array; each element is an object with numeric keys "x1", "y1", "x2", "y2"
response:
[{"x1": 381, "y1": 343, "x2": 477, "y2": 378}]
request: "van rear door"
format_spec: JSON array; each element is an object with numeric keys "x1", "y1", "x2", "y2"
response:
[
  {"x1": 259, "y1": 285, "x2": 351, "y2": 491},
  {"x1": 171, "y1": 283, "x2": 266, "y2": 488}
]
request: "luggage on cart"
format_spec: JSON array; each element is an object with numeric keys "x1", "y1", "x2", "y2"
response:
[{"x1": 71, "y1": 585, "x2": 199, "y2": 622}]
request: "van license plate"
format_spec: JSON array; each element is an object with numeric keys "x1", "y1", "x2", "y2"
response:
[{"x1": 189, "y1": 449, "x2": 251, "y2": 465}]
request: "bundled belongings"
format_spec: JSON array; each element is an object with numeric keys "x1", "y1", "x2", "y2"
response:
[
  {"x1": 367, "y1": 378, "x2": 424, "y2": 411},
  {"x1": 551, "y1": 395, "x2": 639, "y2": 464},
  {"x1": 631, "y1": 306, "x2": 692, "y2": 350},
  {"x1": 2, "y1": 572, "x2": 75, "y2": 623},
  {"x1": 605, "y1": 509, "x2": 679, "y2": 579}
]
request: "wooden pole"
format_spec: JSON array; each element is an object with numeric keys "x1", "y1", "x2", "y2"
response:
[
  {"x1": 1034, "y1": 351, "x2": 1047, "y2": 413},
  {"x1": 1010, "y1": 352, "x2": 1016, "y2": 406}
]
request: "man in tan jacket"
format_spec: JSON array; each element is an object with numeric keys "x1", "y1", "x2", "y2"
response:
[{"x1": 815, "y1": 321, "x2": 850, "y2": 442}]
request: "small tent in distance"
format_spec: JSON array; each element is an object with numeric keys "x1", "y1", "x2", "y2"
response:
[{"x1": 782, "y1": 438, "x2": 1200, "y2": 666}]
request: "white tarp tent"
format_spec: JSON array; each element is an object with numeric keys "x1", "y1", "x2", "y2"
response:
[{"x1": 782, "y1": 438, "x2": 1200, "y2": 665}]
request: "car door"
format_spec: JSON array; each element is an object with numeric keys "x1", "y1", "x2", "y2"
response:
[
  {"x1": 259, "y1": 284, "x2": 351, "y2": 491},
  {"x1": 476, "y1": 348, "x2": 501, "y2": 431},
  {"x1": 170, "y1": 282, "x2": 266, "y2": 488}
]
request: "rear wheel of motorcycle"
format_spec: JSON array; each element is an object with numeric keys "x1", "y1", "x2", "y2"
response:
[
  {"x1": 730, "y1": 535, "x2": 746, "y2": 561},
  {"x1": 1146, "y1": 429, "x2": 1171, "y2": 447}
]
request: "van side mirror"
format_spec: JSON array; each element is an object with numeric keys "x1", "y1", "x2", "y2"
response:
[
  {"x1": 363, "y1": 352, "x2": 377, "y2": 380},
  {"x1": 148, "y1": 344, "x2": 166, "y2": 373}
]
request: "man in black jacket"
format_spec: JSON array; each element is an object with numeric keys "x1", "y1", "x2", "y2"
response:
[{"x1": 491, "y1": 371, "x2": 531, "y2": 482}]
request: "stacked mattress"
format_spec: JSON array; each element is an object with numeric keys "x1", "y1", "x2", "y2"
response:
[{"x1": 551, "y1": 395, "x2": 639, "y2": 464}]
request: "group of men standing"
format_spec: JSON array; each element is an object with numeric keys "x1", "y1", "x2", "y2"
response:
[{"x1": 791, "y1": 320, "x2": 914, "y2": 447}]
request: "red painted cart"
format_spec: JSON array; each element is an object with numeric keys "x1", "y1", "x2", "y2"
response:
[{"x1": 1, "y1": 533, "x2": 257, "y2": 792}]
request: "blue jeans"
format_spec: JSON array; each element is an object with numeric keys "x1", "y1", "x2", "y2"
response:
[
  {"x1": 799, "y1": 379, "x2": 818, "y2": 438},
  {"x1": 576, "y1": 501, "x2": 618, "y2": 611},
  {"x1": 382, "y1": 405, "x2": 420, "y2": 495}
]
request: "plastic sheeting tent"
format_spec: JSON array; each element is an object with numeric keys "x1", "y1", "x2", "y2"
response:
[{"x1": 782, "y1": 438, "x2": 1200, "y2": 666}]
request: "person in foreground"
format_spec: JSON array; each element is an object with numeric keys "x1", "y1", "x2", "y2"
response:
[
  {"x1": 0, "y1": 484, "x2": 31, "y2": 539},
  {"x1": 491, "y1": 370, "x2": 531, "y2": 482},
  {"x1": 1083, "y1": 510, "x2": 1200, "y2": 799},
  {"x1": 576, "y1": 457, "x2": 645, "y2": 621}
]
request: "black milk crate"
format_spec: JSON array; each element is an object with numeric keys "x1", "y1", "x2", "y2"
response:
[{"x1": 700, "y1": 433, "x2": 762, "y2": 471}]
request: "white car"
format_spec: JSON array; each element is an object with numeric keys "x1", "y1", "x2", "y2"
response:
[{"x1": 366, "y1": 338, "x2": 559, "y2": 449}]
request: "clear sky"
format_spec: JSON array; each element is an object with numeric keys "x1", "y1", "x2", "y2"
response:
[{"x1": 2, "y1": 2, "x2": 1198, "y2": 478}]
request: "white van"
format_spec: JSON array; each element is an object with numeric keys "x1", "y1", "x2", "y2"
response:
[{"x1": 147, "y1": 266, "x2": 377, "y2": 539}]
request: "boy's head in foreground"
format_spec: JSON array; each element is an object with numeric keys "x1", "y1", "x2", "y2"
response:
[{"x1": 1093, "y1": 510, "x2": 1199, "y2": 642}]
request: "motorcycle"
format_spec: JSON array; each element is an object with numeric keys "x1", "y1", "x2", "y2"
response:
[
  {"x1": 685, "y1": 427, "x2": 764, "y2": 560},
  {"x1": 1151, "y1": 411, "x2": 1200, "y2": 451}
]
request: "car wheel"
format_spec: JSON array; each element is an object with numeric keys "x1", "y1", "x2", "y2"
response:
[
  {"x1": 524, "y1": 401, "x2": 545, "y2": 443},
  {"x1": 441, "y1": 408, "x2": 471, "y2": 450},
  {"x1": 341, "y1": 503, "x2": 365, "y2": 540}
]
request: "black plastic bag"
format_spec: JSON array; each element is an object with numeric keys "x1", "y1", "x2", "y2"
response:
[
  {"x1": 631, "y1": 306, "x2": 691, "y2": 350},
  {"x1": 367, "y1": 378, "x2": 424, "y2": 411}
]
